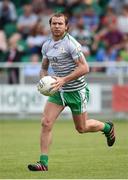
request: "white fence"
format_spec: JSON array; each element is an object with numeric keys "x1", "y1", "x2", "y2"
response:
[
  {"x1": 0, "y1": 62, "x2": 128, "y2": 119},
  {"x1": 0, "y1": 61, "x2": 128, "y2": 84}
]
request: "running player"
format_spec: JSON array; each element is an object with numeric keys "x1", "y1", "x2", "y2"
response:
[{"x1": 28, "y1": 13, "x2": 115, "y2": 171}]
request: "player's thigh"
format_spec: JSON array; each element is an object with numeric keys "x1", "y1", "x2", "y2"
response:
[
  {"x1": 65, "y1": 87, "x2": 89, "y2": 115},
  {"x1": 41, "y1": 101, "x2": 64, "y2": 126},
  {"x1": 72, "y1": 112, "x2": 88, "y2": 129}
]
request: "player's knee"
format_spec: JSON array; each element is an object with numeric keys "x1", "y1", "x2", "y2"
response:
[
  {"x1": 41, "y1": 117, "x2": 52, "y2": 131},
  {"x1": 75, "y1": 126, "x2": 85, "y2": 133}
]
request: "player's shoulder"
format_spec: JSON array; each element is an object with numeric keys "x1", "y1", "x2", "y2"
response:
[
  {"x1": 41, "y1": 37, "x2": 52, "y2": 54},
  {"x1": 42, "y1": 37, "x2": 52, "y2": 48},
  {"x1": 65, "y1": 33, "x2": 81, "y2": 47}
]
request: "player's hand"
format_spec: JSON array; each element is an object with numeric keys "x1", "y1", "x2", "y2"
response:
[{"x1": 51, "y1": 76, "x2": 65, "y2": 91}]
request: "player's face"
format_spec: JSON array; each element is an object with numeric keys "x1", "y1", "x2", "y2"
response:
[{"x1": 50, "y1": 16, "x2": 67, "y2": 39}]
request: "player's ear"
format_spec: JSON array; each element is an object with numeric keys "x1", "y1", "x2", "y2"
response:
[{"x1": 65, "y1": 25, "x2": 69, "y2": 31}]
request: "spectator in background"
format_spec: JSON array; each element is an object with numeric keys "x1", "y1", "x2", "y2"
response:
[
  {"x1": 93, "y1": 21, "x2": 124, "y2": 55},
  {"x1": 95, "y1": 46, "x2": 118, "y2": 73},
  {"x1": 0, "y1": 29, "x2": 8, "y2": 56},
  {"x1": 100, "y1": 6, "x2": 117, "y2": 31},
  {"x1": 26, "y1": 21, "x2": 48, "y2": 55},
  {"x1": 44, "y1": 0, "x2": 57, "y2": 9},
  {"x1": 92, "y1": 6, "x2": 118, "y2": 57},
  {"x1": 102, "y1": 22, "x2": 124, "y2": 51},
  {"x1": 83, "y1": 6, "x2": 100, "y2": 33},
  {"x1": 32, "y1": 0, "x2": 45, "y2": 15},
  {"x1": 6, "y1": 33, "x2": 24, "y2": 84},
  {"x1": 108, "y1": 0, "x2": 128, "y2": 14},
  {"x1": 66, "y1": 0, "x2": 93, "y2": 17},
  {"x1": 38, "y1": 8, "x2": 54, "y2": 33},
  {"x1": 117, "y1": 4, "x2": 128, "y2": 34},
  {"x1": 17, "y1": 4, "x2": 38, "y2": 39},
  {"x1": 0, "y1": 28, "x2": 8, "y2": 70},
  {"x1": 119, "y1": 35, "x2": 128, "y2": 62},
  {"x1": 0, "y1": 0, "x2": 17, "y2": 28},
  {"x1": 93, "y1": 21, "x2": 124, "y2": 73},
  {"x1": 23, "y1": 53, "x2": 41, "y2": 76},
  {"x1": 52, "y1": 0, "x2": 68, "y2": 13},
  {"x1": 118, "y1": 35, "x2": 128, "y2": 74},
  {"x1": 98, "y1": 0, "x2": 110, "y2": 16},
  {"x1": 70, "y1": 17, "x2": 93, "y2": 48},
  {"x1": 82, "y1": 0, "x2": 102, "y2": 16},
  {"x1": 70, "y1": 16, "x2": 91, "y2": 56}
]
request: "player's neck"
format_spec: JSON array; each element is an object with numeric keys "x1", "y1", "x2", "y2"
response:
[
  {"x1": 53, "y1": 32, "x2": 67, "y2": 41},
  {"x1": 53, "y1": 36, "x2": 61, "y2": 41}
]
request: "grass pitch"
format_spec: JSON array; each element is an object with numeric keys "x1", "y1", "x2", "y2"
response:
[{"x1": 0, "y1": 119, "x2": 128, "y2": 179}]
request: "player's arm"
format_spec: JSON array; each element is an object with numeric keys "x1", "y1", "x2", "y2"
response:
[
  {"x1": 63, "y1": 55, "x2": 89, "y2": 83},
  {"x1": 52, "y1": 55, "x2": 89, "y2": 91},
  {"x1": 40, "y1": 58, "x2": 49, "y2": 78}
]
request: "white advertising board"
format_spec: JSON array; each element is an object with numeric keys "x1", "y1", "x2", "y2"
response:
[
  {"x1": 0, "y1": 85, "x2": 46, "y2": 113},
  {"x1": 87, "y1": 84, "x2": 101, "y2": 112},
  {"x1": 0, "y1": 84, "x2": 101, "y2": 113}
]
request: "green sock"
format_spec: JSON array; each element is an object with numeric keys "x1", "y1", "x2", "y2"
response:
[
  {"x1": 102, "y1": 123, "x2": 111, "y2": 134},
  {"x1": 40, "y1": 154, "x2": 48, "y2": 166}
]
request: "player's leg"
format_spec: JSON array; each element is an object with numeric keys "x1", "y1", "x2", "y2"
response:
[
  {"x1": 28, "y1": 99, "x2": 64, "y2": 171},
  {"x1": 40, "y1": 101, "x2": 64, "y2": 155},
  {"x1": 72, "y1": 113, "x2": 115, "y2": 147},
  {"x1": 65, "y1": 88, "x2": 115, "y2": 147},
  {"x1": 72, "y1": 112, "x2": 105, "y2": 133}
]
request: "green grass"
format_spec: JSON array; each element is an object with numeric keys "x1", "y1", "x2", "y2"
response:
[{"x1": 0, "y1": 119, "x2": 128, "y2": 179}]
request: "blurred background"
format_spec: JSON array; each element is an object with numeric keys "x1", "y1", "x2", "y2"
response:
[{"x1": 0, "y1": 0, "x2": 128, "y2": 120}]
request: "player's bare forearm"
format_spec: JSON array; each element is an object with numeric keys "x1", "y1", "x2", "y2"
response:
[
  {"x1": 40, "y1": 69, "x2": 48, "y2": 78},
  {"x1": 40, "y1": 58, "x2": 49, "y2": 78}
]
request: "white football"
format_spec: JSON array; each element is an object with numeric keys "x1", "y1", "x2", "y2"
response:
[{"x1": 37, "y1": 76, "x2": 56, "y2": 96}]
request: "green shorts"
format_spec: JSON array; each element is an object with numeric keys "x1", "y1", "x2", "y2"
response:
[{"x1": 48, "y1": 86, "x2": 89, "y2": 115}]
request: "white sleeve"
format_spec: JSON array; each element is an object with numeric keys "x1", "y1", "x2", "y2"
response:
[
  {"x1": 41, "y1": 43, "x2": 47, "y2": 59},
  {"x1": 69, "y1": 39, "x2": 83, "y2": 61}
]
